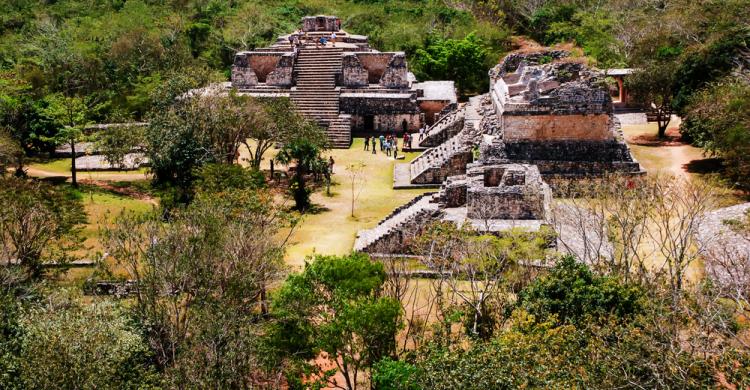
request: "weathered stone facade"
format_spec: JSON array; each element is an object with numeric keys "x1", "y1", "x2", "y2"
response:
[
  {"x1": 227, "y1": 16, "x2": 457, "y2": 147},
  {"x1": 355, "y1": 163, "x2": 552, "y2": 255}
]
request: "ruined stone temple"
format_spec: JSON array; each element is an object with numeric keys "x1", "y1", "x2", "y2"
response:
[
  {"x1": 229, "y1": 15, "x2": 457, "y2": 148},
  {"x1": 357, "y1": 49, "x2": 643, "y2": 256},
  {"x1": 354, "y1": 162, "x2": 553, "y2": 254}
]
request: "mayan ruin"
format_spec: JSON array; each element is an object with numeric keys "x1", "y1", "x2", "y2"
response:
[
  {"x1": 229, "y1": 15, "x2": 456, "y2": 148},
  {"x1": 359, "y1": 48, "x2": 644, "y2": 255},
  {"x1": 3, "y1": 1, "x2": 748, "y2": 387}
]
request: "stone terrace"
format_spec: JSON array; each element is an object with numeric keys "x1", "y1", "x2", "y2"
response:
[{"x1": 228, "y1": 15, "x2": 457, "y2": 148}]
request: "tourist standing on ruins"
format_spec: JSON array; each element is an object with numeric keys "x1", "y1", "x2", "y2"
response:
[
  {"x1": 419, "y1": 126, "x2": 426, "y2": 141},
  {"x1": 385, "y1": 139, "x2": 392, "y2": 157},
  {"x1": 331, "y1": 32, "x2": 337, "y2": 47},
  {"x1": 371, "y1": 137, "x2": 377, "y2": 154},
  {"x1": 402, "y1": 133, "x2": 409, "y2": 149},
  {"x1": 379, "y1": 134, "x2": 385, "y2": 151},
  {"x1": 364, "y1": 135, "x2": 370, "y2": 151},
  {"x1": 393, "y1": 142, "x2": 399, "y2": 160},
  {"x1": 328, "y1": 156, "x2": 335, "y2": 174}
]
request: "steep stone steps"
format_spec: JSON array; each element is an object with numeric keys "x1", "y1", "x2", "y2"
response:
[
  {"x1": 420, "y1": 107, "x2": 466, "y2": 147},
  {"x1": 408, "y1": 129, "x2": 477, "y2": 185},
  {"x1": 291, "y1": 47, "x2": 351, "y2": 148},
  {"x1": 354, "y1": 193, "x2": 440, "y2": 253}
]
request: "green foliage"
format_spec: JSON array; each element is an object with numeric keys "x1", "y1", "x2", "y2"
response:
[
  {"x1": 104, "y1": 188, "x2": 290, "y2": 387},
  {"x1": 682, "y1": 77, "x2": 750, "y2": 188},
  {"x1": 673, "y1": 30, "x2": 750, "y2": 114},
  {"x1": 372, "y1": 358, "x2": 419, "y2": 390},
  {"x1": 17, "y1": 292, "x2": 161, "y2": 389},
  {"x1": 145, "y1": 92, "x2": 264, "y2": 203},
  {"x1": 194, "y1": 163, "x2": 265, "y2": 194},
  {"x1": 94, "y1": 124, "x2": 145, "y2": 170},
  {"x1": 516, "y1": 256, "x2": 643, "y2": 326},
  {"x1": 414, "y1": 33, "x2": 488, "y2": 97},
  {"x1": 270, "y1": 253, "x2": 403, "y2": 387},
  {"x1": 547, "y1": 10, "x2": 624, "y2": 67}
]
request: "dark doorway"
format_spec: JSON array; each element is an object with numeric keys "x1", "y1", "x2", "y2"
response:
[
  {"x1": 401, "y1": 119, "x2": 408, "y2": 133},
  {"x1": 364, "y1": 115, "x2": 374, "y2": 132}
]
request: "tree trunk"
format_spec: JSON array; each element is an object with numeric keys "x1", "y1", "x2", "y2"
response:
[
  {"x1": 657, "y1": 108, "x2": 671, "y2": 138},
  {"x1": 70, "y1": 139, "x2": 77, "y2": 187},
  {"x1": 14, "y1": 153, "x2": 25, "y2": 177}
]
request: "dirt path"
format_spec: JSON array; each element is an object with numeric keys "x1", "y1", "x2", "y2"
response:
[
  {"x1": 24, "y1": 166, "x2": 150, "y2": 182},
  {"x1": 622, "y1": 119, "x2": 705, "y2": 179}
]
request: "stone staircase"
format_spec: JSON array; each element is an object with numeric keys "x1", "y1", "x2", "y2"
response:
[
  {"x1": 291, "y1": 47, "x2": 351, "y2": 148},
  {"x1": 420, "y1": 107, "x2": 466, "y2": 147},
  {"x1": 409, "y1": 131, "x2": 473, "y2": 184},
  {"x1": 354, "y1": 193, "x2": 440, "y2": 253}
]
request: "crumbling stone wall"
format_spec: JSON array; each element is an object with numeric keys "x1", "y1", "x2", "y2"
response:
[
  {"x1": 266, "y1": 53, "x2": 295, "y2": 87},
  {"x1": 302, "y1": 15, "x2": 340, "y2": 32},
  {"x1": 232, "y1": 52, "x2": 293, "y2": 87},
  {"x1": 503, "y1": 114, "x2": 613, "y2": 141},
  {"x1": 411, "y1": 150, "x2": 473, "y2": 184},
  {"x1": 231, "y1": 53, "x2": 258, "y2": 88},
  {"x1": 356, "y1": 53, "x2": 396, "y2": 84},
  {"x1": 340, "y1": 94, "x2": 419, "y2": 115},
  {"x1": 380, "y1": 54, "x2": 410, "y2": 89},
  {"x1": 342, "y1": 54, "x2": 369, "y2": 87}
]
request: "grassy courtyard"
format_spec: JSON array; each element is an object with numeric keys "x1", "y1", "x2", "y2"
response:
[{"x1": 281, "y1": 138, "x2": 429, "y2": 267}]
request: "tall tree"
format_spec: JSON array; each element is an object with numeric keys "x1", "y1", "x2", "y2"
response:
[
  {"x1": 103, "y1": 176, "x2": 293, "y2": 387},
  {"x1": 41, "y1": 94, "x2": 91, "y2": 187},
  {"x1": 270, "y1": 253, "x2": 402, "y2": 390},
  {"x1": 274, "y1": 136, "x2": 327, "y2": 212}
]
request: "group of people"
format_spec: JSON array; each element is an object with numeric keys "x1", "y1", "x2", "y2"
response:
[
  {"x1": 364, "y1": 133, "x2": 415, "y2": 159},
  {"x1": 287, "y1": 29, "x2": 340, "y2": 50}
]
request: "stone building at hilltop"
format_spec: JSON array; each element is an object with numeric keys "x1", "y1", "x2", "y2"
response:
[
  {"x1": 228, "y1": 15, "x2": 457, "y2": 148},
  {"x1": 398, "y1": 49, "x2": 643, "y2": 189},
  {"x1": 362, "y1": 49, "x2": 643, "y2": 256}
]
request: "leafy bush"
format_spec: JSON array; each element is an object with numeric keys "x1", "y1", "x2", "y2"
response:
[{"x1": 516, "y1": 256, "x2": 644, "y2": 326}]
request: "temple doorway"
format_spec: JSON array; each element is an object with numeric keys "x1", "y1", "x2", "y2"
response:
[{"x1": 364, "y1": 115, "x2": 374, "y2": 132}]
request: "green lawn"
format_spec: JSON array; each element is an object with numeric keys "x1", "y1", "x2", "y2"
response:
[{"x1": 282, "y1": 138, "x2": 429, "y2": 268}]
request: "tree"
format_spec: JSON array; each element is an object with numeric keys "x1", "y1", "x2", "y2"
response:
[
  {"x1": 0, "y1": 177, "x2": 85, "y2": 279},
  {"x1": 244, "y1": 98, "x2": 328, "y2": 171},
  {"x1": 145, "y1": 92, "x2": 265, "y2": 201},
  {"x1": 414, "y1": 33, "x2": 488, "y2": 97},
  {"x1": 269, "y1": 253, "x2": 403, "y2": 390},
  {"x1": 94, "y1": 124, "x2": 145, "y2": 170},
  {"x1": 627, "y1": 60, "x2": 680, "y2": 138},
  {"x1": 41, "y1": 93, "x2": 91, "y2": 187},
  {"x1": 345, "y1": 162, "x2": 366, "y2": 217},
  {"x1": 414, "y1": 222, "x2": 552, "y2": 340},
  {"x1": 516, "y1": 256, "x2": 644, "y2": 327},
  {"x1": 103, "y1": 179, "x2": 293, "y2": 387},
  {"x1": 274, "y1": 137, "x2": 327, "y2": 212},
  {"x1": 0, "y1": 129, "x2": 21, "y2": 175},
  {"x1": 682, "y1": 77, "x2": 750, "y2": 188}
]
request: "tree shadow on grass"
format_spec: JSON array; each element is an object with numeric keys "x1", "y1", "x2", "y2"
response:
[{"x1": 684, "y1": 158, "x2": 724, "y2": 174}]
